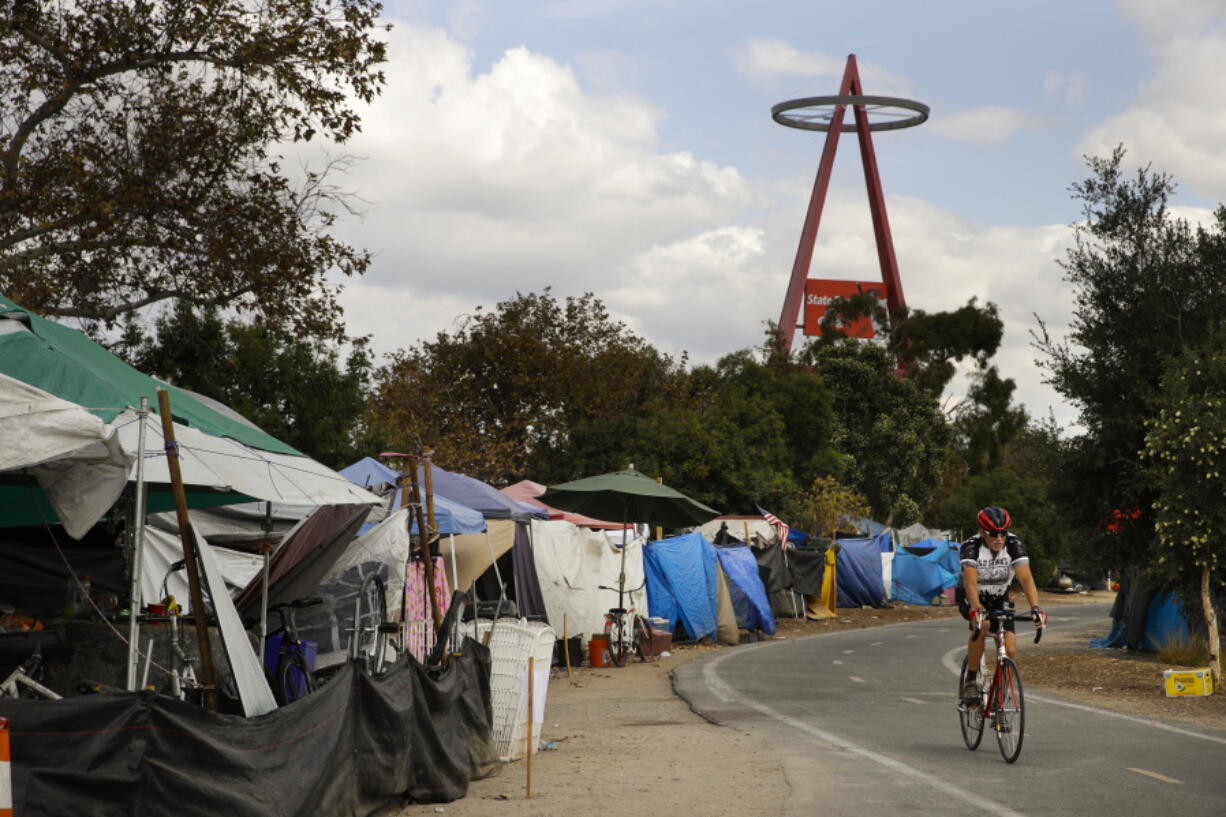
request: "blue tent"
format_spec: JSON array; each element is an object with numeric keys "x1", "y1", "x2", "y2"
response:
[
  {"x1": 891, "y1": 538, "x2": 959, "y2": 606},
  {"x1": 414, "y1": 464, "x2": 547, "y2": 521},
  {"x1": 714, "y1": 544, "x2": 776, "y2": 635},
  {"x1": 836, "y1": 534, "x2": 888, "y2": 608},
  {"x1": 340, "y1": 458, "x2": 486, "y2": 535},
  {"x1": 1091, "y1": 590, "x2": 1192, "y2": 651},
  {"x1": 643, "y1": 532, "x2": 719, "y2": 641}
]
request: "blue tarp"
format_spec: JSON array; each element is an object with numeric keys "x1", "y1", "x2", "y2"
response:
[
  {"x1": 836, "y1": 534, "x2": 888, "y2": 608},
  {"x1": 643, "y1": 532, "x2": 719, "y2": 641},
  {"x1": 1091, "y1": 591, "x2": 1191, "y2": 650},
  {"x1": 891, "y1": 538, "x2": 959, "y2": 606},
  {"x1": 415, "y1": 464, "x2": 548, "y2": 521},
  {"x1": 714, "y1": 544, "x2": 776, "y2": 635},
  {"x1": 340, "y1": 458, "x2": 486, "y2": 534}
]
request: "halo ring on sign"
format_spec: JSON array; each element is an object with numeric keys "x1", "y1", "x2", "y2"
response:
[{"x1": 771, "y1": 95, "x2": 929, "y2": 133}]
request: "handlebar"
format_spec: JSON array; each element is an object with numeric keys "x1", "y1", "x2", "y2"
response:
[{"x1": 972, "y1": 606, "x2": 1046, "y2": 644}]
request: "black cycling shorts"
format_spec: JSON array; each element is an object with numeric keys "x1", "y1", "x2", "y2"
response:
[{"x1": 955, "y1": 588, "x2": 1015, "y2": 634}]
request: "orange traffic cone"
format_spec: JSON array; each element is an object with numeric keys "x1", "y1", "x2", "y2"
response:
[{"x1": 0, "y1": 716, "x2": 12, "y2": 817}]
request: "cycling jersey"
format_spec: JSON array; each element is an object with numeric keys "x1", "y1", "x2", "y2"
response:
[{"x1": 958, "y1": 532, "x2": 1029, "y2": 600}]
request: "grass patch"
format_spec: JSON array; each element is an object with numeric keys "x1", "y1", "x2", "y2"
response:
[{"x1": 1155, "y1": 634, "x2": 1217, "y2": 667}]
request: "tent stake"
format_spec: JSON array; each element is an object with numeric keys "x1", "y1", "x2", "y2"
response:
[{"x1": 156, "y1": 389, "x2": 220, "y2": 712}]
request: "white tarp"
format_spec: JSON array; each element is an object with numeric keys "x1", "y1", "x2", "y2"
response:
[
  {"x1": 0, "y1": 373, "x2": 132, "y2": 537},
  {"x1": 530, "y1": 519, "x2": 648, "y2": 642},
  {"x1": 140, "y1": 526, "x2": 265, "y2": 613}
]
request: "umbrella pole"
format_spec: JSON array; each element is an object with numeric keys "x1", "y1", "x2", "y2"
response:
[
  {"x1": 258, "y1": 501, "x2": 273, "y2": 667},
  {"x1": 782, "y1": 545, "x2": 799, "y2": 618},
  {"x1": 125, "y1": 396, "x2": 150, "y2": 691},
  {"x1": 417, "y1": 453, "x2": 443, "y2": 633}
]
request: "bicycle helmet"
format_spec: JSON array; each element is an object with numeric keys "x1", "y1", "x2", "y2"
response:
[{"x1": 977, "y1": 506, "x2": 1011, "y2": 533}]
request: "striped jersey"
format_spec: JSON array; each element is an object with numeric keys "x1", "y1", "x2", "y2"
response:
[{"x1": 958, "y1": 533, "x2": 1029, "y2": 599}]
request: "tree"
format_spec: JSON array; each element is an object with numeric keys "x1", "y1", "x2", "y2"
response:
[
  {"x1": 1142, "y1": 329, "x2": 1226, "y2": 689},
  {"x1": 793, "y1": 476, "x2": 871, "y2": 538},
  {"x1": 805, "y1": 341, "x2": 951, "y2": 524},
  {"x1": 952, "y1": 366, "x2": 1029, "y2": 477},
  {"x1": 369, "y1": 290, "x2": 689, "y2": 484},
  {"x1": 0, "y1": 0, "x2": 387, "y2": 340},
  {"x1": 1035, "y1": 147, "x2": 1226, "y2": 569},
  {"x1": 129, "y1": 303, "x2": 373, "y2": 469}
]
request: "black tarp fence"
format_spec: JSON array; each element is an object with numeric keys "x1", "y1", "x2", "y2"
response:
[{"x1": 0, "y1": 641, "x2": 498, "y2": 816}]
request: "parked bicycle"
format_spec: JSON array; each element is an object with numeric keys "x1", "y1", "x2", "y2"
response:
[
  {"x1": 349, "y1": 573, "x2": 399, "y2": 674},
  {"x1": 267, "y1": 597, "x2": 322, "y2": 705},
  {"x1": 957, "y1": 601, "x2": 1045, "y2": 763},
  {"x1": 0, "y1": 644, "x2": 61, "y2": 700},
  {"x1": 598, "y1": 581, "x2": 650, "y2": 667}
]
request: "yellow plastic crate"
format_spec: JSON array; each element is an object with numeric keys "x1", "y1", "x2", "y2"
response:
[{"x1": 1163, "y1": 668, "x2": 1214, "y2": 697}]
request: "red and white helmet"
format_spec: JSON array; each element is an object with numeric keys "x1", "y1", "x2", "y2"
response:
[{"x1": 977, "y1": 506, "x2": 1012, "y2": 534}]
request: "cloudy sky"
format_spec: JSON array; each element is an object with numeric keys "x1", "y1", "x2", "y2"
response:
[{"x1": 310, "y1": 0, "x2": 1226, "y2": 429}]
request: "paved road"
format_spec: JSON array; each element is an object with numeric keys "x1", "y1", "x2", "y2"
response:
[{"x1": 673, "y1": 603, "x2": 1226, "y2": 817}]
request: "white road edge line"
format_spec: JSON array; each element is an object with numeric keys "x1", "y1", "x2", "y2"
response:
[
  {"x1": 939, "y1": 645, "x2": 1226, "y2": 747},
  {"x1": 702, "y1": 652, "x2": 1030, "y2": 817},
  {"x1": 901, "y1": 697, "x2": 928, "y2": 705},
  {"x1": 848, "y1": 676, "x2": 866, "y2": 684},
  {"x1": 1126, "y1": 767, "x2": 1183, "y2": 785}
]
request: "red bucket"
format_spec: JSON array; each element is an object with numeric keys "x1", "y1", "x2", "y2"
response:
[{"x1": 588, "y1": 635, "x2": 610, "y2": 668}]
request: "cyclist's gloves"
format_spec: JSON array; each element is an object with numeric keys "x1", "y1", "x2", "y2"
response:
[
  {"x1": 1030, "y1": 606, "x2": 1046, "y2": 627},
  {"x1": 968, "y1": 608, "x2": 984, "y2": 632}
]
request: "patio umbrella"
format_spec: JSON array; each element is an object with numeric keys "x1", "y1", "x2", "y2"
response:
[{"x1": 539, "y1": 468, "x2": 721, "y2": 611}]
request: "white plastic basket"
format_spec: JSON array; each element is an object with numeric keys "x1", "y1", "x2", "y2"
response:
[{"x1": 474, "y1": 618, "x2": 556, "y2": 760}]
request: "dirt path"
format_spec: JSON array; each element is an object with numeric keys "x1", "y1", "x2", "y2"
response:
[{"x1": 397, "y1": 591, "x2": 1223, "y2": 816}]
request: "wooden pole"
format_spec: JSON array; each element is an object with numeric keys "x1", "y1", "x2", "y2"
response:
[
  {"x1": 526, "y1": 655, "x2": 535, "y2": 799},
  {"x1": 409, "y1": 458, "x2": 443, "y2": 634},
  {"x1": 156, "y1": 389, "x2": 220, "y2": 712},
  {"x1": 743, "y1": 521, "x2": 750, "y2": 544},
  {"x1": 563, "y1": 614, "x2": 571, "y2": 677}
]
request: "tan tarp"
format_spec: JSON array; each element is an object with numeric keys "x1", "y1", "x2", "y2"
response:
[
  {"x1": 438, "y1": 519, "x2": 516, "y2": 591},
  {"x1": 714, "y1": 562, "x2": 740, "y2": 645}
]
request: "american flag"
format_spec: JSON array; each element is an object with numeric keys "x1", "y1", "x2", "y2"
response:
[{"x1": 756, "y1": 505, "x2": 790, "y2": 548}]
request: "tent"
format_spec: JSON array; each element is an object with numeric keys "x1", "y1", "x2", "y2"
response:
[
  {"x1": 891, "y1": 538, "x2": 960, "y2": 606},
  {"x1": 0, "y1": 295, "x2": 381, "y2": 537},
  {"x1": 1091, "y1": 573, "x2": 1192, "y2": 651},
  {"x1": 500, "y1": 480, "x2": 626, "y2": 530},
  {"x1": 529, "y1": 519, "x2": 649, "y2": 641},
  {"x1": 642, "y1": 532, "x2": 738, "y2": 644},
  {"x1": 414, "y1": 464, "x2": 546, "y2": 521},
  {"x1": 835, "y1": 534, "x2": 889, "y2": 608},
  {"x1": 713, "y1": 544, "x2": 776, "y2": 635},
  {"x1": 340, "y1": 457, "x2": 486, "y2": 535}
]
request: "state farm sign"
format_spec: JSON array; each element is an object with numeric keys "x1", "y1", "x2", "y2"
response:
[{"x1": 802, "y1": 279, "x2": 889, "y2": 337}]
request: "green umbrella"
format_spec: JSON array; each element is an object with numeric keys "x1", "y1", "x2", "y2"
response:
[
  {"x1": 539, "y1": 467, "x2": 721, "y2": 529},
  {"x1": 540, "y1": 468, "x2": 721, "y2": 645}
]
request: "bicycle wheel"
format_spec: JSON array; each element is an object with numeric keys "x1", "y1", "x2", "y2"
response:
[
  {"x1": 607, "y1": 615, "x2": 631, "y2": 667},
  {"x1": 353, "y1": 573, "x2": 388, "y2": 671},
  {"x1": 276, "y1": 650, "x2": 316, "y2": 705},
  {"x1": 994, "y1": 657, "x2": 1025, "y2": 763},
  {"x1": 958, "y1": 656, "x2": 984, "y2": 750}
]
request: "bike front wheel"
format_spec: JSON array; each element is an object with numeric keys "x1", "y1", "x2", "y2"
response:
[
  {"x1": 276, "y1": 651, "x2": 316, "y2": 705},
  {"x1": 607, "y1": 616, "x2": 631, "y2": 667},
  {"x1": 993, "y1": 656, "x2": 1025, "y2": 763},
  {"x1": 958, "y1": 656, "x2": 984, "y2": 750}
]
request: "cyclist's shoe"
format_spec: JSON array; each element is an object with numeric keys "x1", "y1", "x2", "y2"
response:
[{"x1": 961, "y1": 680, "x2": 981, "y2": 706}]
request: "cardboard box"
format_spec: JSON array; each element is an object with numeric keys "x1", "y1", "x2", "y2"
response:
[{"x1": 1163, "y1": 668, "x2": 1214, "y2": 697}]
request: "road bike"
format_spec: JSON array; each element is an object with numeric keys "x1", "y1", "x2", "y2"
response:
[
  {"x1": 267, "y1": 597, "x2": 322, "y2": 705},
  {"x1": 957, "y1": 601, "x2": 1045, "y2": 763},
  {"x1": 349, "y1": 572, "x2": 399, "y2": 674},
  {"x1": 598, "y1": 582, "x2": 650, "y2": 667}
]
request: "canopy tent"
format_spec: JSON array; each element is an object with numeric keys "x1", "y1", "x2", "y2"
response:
[
  {"x1": 713, "y1": 543, "x2": 776, "y2": 636},
  {"x1": 528, "y1": 519, "x2": 648, "y2": 642},
  {"x1": 500, "y1": 480, "x2": 626, "y2": 530},
  {"x1": 891, "y1": 539, "x2": 960, "y2": 606},
  {"x1": 835, "y1": 534, "x2": 889, "y2": 608},
  {"x1": 340, "y1": 457, "x2": 486, "y2": 535},
  {"x1": 0, "y1": 295, "x2": 381, "y2": 537},
  {"x1": 413, "y1": 464, "x2": 546, "y2": 521}
]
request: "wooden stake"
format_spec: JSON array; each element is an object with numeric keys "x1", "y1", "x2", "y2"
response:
[
  {"x1": 410, "y1": 457, "x2": 443, "y2": 634},
  {"x1": 526, "y1": 655, "x2": 535, "y2": 799},
  {"x1": 743, "y1": 521, "x2": 750, "y2": 543},
  {"x1": 563, "y1": 614, "x2": 571, "y2": 677},
  {"x1": 156, "y1": 389, "x2": 220, "y2": 712}
]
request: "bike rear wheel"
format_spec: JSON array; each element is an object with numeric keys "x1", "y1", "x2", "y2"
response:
[
  {"x1": 994, "y1": 657, "x2": 1025, "y2": 763},
  {"x1": 958, "y1": 655, "x2": 984, "y2": 750}
]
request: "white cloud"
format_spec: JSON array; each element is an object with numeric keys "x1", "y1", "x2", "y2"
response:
[
  {"x1": 734, "y1": 38, "x2": 913, "y2": 96},
  {"x1": 928, "y1": 105, "x2": 1038, "y2": 145},
  {"x1": 1081, "y1": 2, "x2": 1226, "y2": 198},
  {"x1": 1044, "y1": 70, "x2": 1088, "y2": 105}
]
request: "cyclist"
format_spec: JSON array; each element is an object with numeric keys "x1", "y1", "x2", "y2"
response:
[{"x1": 958, "y1": 506, "x2": 1045, "y2": 704}]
